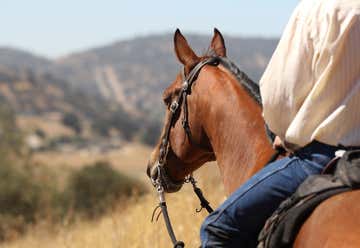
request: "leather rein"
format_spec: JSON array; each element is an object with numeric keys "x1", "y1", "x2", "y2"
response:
[{"x1": 150, "y1": 56, "x2": 283, "y2": 248}]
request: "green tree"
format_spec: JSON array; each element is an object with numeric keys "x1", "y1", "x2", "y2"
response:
[
  {"x1": 139, "y1": 121, "x2": 161, "y2": 145},
  {"x1": 0, "y1": 106, "x2": 23, "y2": 158},
  {"x1": 62, "y1": 112, "x2": 82, "y2": 134}
]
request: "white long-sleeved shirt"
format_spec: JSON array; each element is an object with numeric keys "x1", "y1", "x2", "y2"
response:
[{"x1": 260, "y1": 0, "x2": 360, "y2": 149}]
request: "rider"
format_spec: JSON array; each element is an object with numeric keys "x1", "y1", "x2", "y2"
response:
[{"x1": 200, "y1": 0, "x2": 360, "y2": 247}]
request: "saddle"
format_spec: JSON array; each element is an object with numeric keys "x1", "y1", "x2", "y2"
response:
[{"x1": 258, "y1": 149, "x2": 360, "y2": 248}]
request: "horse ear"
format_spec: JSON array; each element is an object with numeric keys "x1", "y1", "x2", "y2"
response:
[
  {"x1": 210, "y1": 28, "x2": 226, "y2": 57},
  {"x1": 174, "y1": 29, "x2": 199, "y2": 66}
]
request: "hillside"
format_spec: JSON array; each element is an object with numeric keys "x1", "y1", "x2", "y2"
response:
[
  {"x1": 0, "y1": 47, "x2": 52, "y2": 72},
  {"x1": 54, "y1": 34, "x2": 278, "y2": 117},
  {"x1": 0, "y1": 64, "x2": 140, "y2": 150},
  {"x1": 0, "y1": 33, "x2": 278, "y2": 146},
  {"x1": 0, "y1": 65, "x2": 71, "y2": 115}
]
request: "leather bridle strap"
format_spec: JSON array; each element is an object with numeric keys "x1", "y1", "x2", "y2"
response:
[
  {"x1": 157, "y1": 56, "x2": 220, "y2": 167},
  {"x1": 180, "y1": 58, "x2": 219, "y2": 146},
  {"x1": 151, "y1": 57, "x2": 220, "y2": 248}
]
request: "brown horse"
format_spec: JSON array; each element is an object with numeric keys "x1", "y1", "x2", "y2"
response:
[{"x1": 147, "y1": 29, "x2": 360, "y2": 247}]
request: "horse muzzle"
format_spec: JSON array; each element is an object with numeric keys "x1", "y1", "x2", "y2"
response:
[{"x1": 147, "y1": 161, "x2": 184, "y2": 193}]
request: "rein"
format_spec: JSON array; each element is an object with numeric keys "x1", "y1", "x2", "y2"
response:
[{"x1": 151, "y1": 56, "x2": 284, "y2": 248}]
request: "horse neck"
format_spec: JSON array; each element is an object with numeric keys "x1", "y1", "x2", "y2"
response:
[{"x1": 199, "y1": 66, "x2": 275, "y2": 195}]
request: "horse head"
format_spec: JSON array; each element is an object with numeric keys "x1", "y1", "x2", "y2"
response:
[{"x1": 146, "y1": 28, "x2": 227, "y2": 193}]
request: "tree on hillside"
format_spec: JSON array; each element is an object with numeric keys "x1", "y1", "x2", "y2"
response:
[
  {"x1": 91, "y1": 108, "x2": 140, "y2": 140},
  {"x1": 0, "y1": 106, "x2": 23, "y2": 157},
  {"x1": 62, "y1": 112, "x2": 82, "y2": 134},
  {"x1": 139, "y1": 121, "x2": 161, "y2": 145}
]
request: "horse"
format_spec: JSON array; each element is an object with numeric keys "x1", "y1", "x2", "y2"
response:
[{"x1": 146, "y1": 28, "x2": 360, "y2": 247}]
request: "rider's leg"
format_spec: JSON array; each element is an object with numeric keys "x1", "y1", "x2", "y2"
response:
[{"x1": 200, "y1": 141, "x2": 338, "y2": 248}]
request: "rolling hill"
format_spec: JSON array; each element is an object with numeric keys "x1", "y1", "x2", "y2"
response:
[
  {"x1": 54, "y1": 34, "x2": 278, "y2": 117},
  {"x1": 0, "y1": 33, "x2": 278, "y2": 144}
]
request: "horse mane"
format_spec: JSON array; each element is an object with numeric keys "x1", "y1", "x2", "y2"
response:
[
  {"x1": 204, "y1": 49, "x2": 262, "y2": 106},
  {"x1": 204, "y1": 49, "x2": 276, "y2": 141},
  {"x1": 218, "y1": 57, "x2": 262, "y2": 106}
]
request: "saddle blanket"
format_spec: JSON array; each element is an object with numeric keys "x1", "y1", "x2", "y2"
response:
[{"x1": 258, "y1": 149, "x2": 360, "y2": 248}]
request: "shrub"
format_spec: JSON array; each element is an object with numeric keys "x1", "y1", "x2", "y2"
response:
[
  {"x1": 0, "y1": 106, "x2": 40, "y2": 240},
  {"x1": 34, "y1": 128, "x2": 46, "y2": 139},
  {"x1": 91, "y1": 108, "x2": 140, "y2": 140},
  {"x1": 65, "y1": 161, "x2": 145, "y2": 218},
  {"x1": 0, "y1": 162, "x2": 42, "y2": 240},
  {"x1": 0, "y1": 106, "x2": 24, "y2": 157},
  {"x1": 0, "y1": 164, "x2": 39, "y2": 222},
  {"x1": 0, "y1": 160, "x2": 147, "y2": 240},
  {"x1": 62, "y1": 112, "x2": 82, "y2": 134}
]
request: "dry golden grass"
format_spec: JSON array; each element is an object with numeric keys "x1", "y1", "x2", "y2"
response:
[
  {"x1": 33, "y1": 143, "x2": 152, "y2": 179},
  {"x1": 2, "y1": 164, "x2": 225, "y2": 248}
]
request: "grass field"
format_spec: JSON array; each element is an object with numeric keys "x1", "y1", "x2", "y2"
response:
[
  {"x1": 33, "y1": 143, "x2": 152, "y2": 179},
  {"x1": 2, "y1": 145, "x2": 225, "y2": 248}
]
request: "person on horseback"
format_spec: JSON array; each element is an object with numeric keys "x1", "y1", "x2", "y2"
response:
[{"x1": 200, "y1": 0, "x2": 360, "y2": 247}]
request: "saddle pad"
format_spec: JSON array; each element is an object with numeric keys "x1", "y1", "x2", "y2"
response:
[
  {"x1": 258, "y1": 149, "x2": 360, "y2": 248},
  {"x1": 258, "y1": 187, "x2": 350, "y2": 248}
]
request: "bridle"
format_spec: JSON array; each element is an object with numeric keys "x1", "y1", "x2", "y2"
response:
[
  {"x1": 150, "y1": 56, "x2": 220, "y2": 190},
  {"x1": 150, "y1": 56, "x2": 285, "y2": 248},
  {"x1": 150, "y1": 56, "x2": 219, "y2": 248}
]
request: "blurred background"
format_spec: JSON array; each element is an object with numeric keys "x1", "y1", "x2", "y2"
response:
[{"x1": 0, "y1": 0, "x2": 297, "y2": 247}]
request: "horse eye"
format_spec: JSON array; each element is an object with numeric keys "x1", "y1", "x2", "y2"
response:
[{"x1": 162, "y1": 88, "x2": 181, "y2": 106}]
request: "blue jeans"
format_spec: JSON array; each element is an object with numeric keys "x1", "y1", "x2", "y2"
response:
[{"x1": 200, "y1": 141, "x2": 339, "y2": 248}]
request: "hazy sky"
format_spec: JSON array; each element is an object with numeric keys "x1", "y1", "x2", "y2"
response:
[{"x1": 1, "y1": 0, "x2": 298, "y2": 58}]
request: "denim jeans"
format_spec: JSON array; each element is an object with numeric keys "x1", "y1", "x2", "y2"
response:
[{"x1": 200, "y1": 141, "x2": 339, "y2": 248}]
